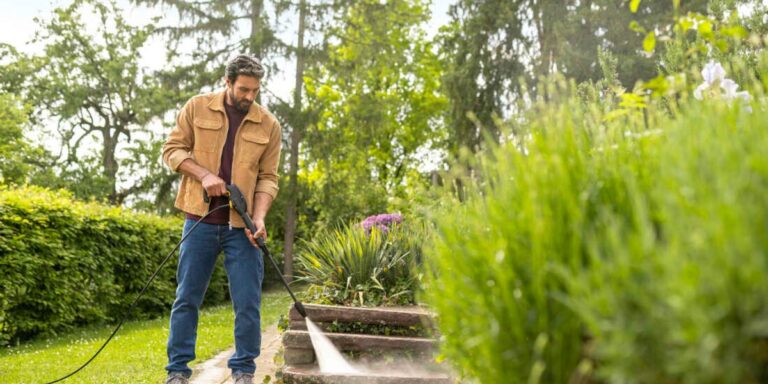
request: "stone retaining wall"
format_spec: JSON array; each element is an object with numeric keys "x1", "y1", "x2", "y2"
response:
[{"x1": 281, "y1": 304, "x2": 453, "y2": 384}]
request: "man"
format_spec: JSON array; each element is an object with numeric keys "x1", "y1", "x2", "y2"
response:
[{"x1": 161, "y1": 55, "x2": 281, "y2": 384}]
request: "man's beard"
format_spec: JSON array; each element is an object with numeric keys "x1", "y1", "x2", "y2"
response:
[{"x1": 228, "y1": 90, "x2": 252, "y2": 113}]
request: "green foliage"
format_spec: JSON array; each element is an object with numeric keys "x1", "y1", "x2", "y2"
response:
[
  {"x1": 0, "y1": 94, "x2": 51, "y2": 185},
  {"x1": 0, "y1": 95, "x2": 30, "y2": 184},
  {"x1": 545, "y1": 0, "x2": 709, "y2": 85},
  {"x1": 438, "y1": 0, "x2": 726, "y2": 166},
  {"x1": 302, "y1": 0, "x2": 447, "y2": 229},
  {"x1": 440, "y1": 0, "x2": 526, "y2": 156},
  {"x1": 425, "y1": 84, "x2": 590, "y2": 383},
  {"x1": 649, "y1": 5, "x2": 754, "y2": 77},
  {"x1": 324, "y1": 320, "x2": 428, "y2": 337},
  {"x1": 606, "y1": 9, "x2": 763, "y2": 125},
  {"x1": 425, "y1": 64, "x2": 767, "y2": 383},
  {"x1": 643, "y1": 31, "x2": 657, "y2": 53},
  {"x1": 296, "y1": 221, "x2": 427, "y2": 307},
  {"x1": 573, "y1": 106, "x2": 768, "y2": 383},
  {"x1": 0, "y1": 185, "x2": 231, "y2": 345}
]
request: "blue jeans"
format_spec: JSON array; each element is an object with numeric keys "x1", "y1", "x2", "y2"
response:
[{"x1": 166, "y1": 219, "x2": 264, "y2": 376}]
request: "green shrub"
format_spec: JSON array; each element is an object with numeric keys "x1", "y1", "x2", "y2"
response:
[
  {"x1": 0, "y1": 185, "x2": 230, "y2": 345},
  {"x1": 424, "y1": 77, "x2": 768, "y2": 383},
  {"x1": 296, "y1": 220, "x2": 426, "y2": 306},
  {"x1": 567, "y1": 102, "x2": 768, "y2": 384}
]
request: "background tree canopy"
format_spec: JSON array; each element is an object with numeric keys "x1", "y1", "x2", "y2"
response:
[{"x1": 0, "y1": 0, "x2": 763, "y2": 276}]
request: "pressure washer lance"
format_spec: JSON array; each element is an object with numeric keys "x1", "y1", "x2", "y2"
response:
[{"x1": 222, "y1": 184, "x2": 307, "y2": 318}]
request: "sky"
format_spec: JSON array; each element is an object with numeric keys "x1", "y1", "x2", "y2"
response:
[{"x1": 0, "y1": 0, "x2": 56, "y2": 49}]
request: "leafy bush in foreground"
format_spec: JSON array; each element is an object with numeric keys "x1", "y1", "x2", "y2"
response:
[{"x1": 424, "y1": 79, "x2": 768, "y2": 383}]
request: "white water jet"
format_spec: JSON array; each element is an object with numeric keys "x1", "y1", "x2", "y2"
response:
[{"x1": 305, "y1": 317, "x2": 361, "y2": 374}]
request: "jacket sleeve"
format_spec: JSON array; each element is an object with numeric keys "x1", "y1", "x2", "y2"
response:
[
  {"x1": 162, "y1": 99, "x2": 195, "y2": 172},
  {"x1": 254, "y1": 119, "x2": 282, "y2": 199}
]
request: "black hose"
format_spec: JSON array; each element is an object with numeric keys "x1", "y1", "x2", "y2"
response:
[{"x1": 44, "y1": 204, "x2": 230, "y2": 384}]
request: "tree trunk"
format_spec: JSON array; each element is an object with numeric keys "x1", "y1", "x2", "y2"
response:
[
  {"x1": 102, "y1": 130, "x2": 119, "y2": 204},
  {"x1": 532, "y1": 0, "x2": 551, "y2": 78},
  {"x1": 283, "y1": 0, "x2": 307, "y2": 282},
  {"x1": 250, "y1": 0, "x2": 265, "y2": 104}
]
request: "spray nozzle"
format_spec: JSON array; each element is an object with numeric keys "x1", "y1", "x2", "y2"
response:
[{"x1": 294, "y1": 301, "x2": 307, "y2": 318}]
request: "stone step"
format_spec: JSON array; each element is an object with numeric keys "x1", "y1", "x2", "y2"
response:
[
  {"x1": 288, "y1": 319, "x2": 433, "y2": 336},
  {"x1": 283, "y1": 330, "x2": 437, "y2": 352},
  {"x1": 282, "y1": 304, "x2": 454, "y2": 382},
  {"x1": 289, "y1": 304, "x2": 434, "y2": 329},
  {"x1": 282, "y1": 364, "x2": 453, "y2": 384},
  {"x1": 283, "y1": 330, "x2": 438, "y2": 366}
]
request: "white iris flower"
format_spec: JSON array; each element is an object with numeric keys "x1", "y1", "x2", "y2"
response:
[
  {"x1": 720, "y1": 78, "x2": 751, "y2": 103},
  {"x1": 693, "y1": 61, "x2": 751, "y2": 112}
]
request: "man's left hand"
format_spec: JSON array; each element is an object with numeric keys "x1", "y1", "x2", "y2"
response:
[{"x1": 245, "y1": 217, "x2": 267, "y2": 247}]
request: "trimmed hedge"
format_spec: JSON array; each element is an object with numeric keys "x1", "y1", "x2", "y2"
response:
[{"x1": 0, "y1": 186, "x2": 230, "y2": 345}]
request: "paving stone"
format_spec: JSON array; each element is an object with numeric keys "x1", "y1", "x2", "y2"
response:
[{"x1": 190, "y1": 324, "x2": 283, "y2": 384}]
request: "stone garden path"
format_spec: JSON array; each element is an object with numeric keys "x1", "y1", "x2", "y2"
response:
[{"x1": 189, "y1": 325, "x2": 282, "y2": 384}]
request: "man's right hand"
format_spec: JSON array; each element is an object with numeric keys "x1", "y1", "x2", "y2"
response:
[
  {"x1": 202, "y1": 173, "x2": 227, "y2": 197},
  {"x1": 177, "y1": 159, "x2": 226, "y2": 197}
]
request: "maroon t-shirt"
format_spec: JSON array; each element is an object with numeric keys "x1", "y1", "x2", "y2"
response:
[{"x1": 186, "y1": 102, "x2": 248, "y2": 224}]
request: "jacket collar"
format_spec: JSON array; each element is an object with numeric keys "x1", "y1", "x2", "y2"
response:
[{"x1": 207, "y1": 89, "x2": 263, "y2": 123}]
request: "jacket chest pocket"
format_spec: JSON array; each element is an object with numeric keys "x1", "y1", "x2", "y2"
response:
[
  {"x1": 239, "y1": 131, "x2": 269, "y2": 167},
  {"x1": 193, "y1": 118, "x2": 223, "y2": 152}
]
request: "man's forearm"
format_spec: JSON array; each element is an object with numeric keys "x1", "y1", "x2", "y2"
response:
[
  {"x1": 177, "y1": 159, "x2": 212, "y2": 182},
  {"x1": 252, "y1": 192, "x2": 274, "y2": 221}
]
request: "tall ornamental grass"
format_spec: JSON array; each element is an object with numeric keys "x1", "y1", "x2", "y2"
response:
[
  {"x1": 296, "y1": 219, "x2": 427, "y2": 306},
  {"x1": 424, "y1": 76, "x2": 768, "y2": 383}
]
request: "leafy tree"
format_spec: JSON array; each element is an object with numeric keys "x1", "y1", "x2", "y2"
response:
[
  {"x1": 0, "y1": 94, "x2": 50, "y2": 185},
  {"x1": 132, "y1": 0, "x2": 284, "y2": 103},
  {"x1": 533, "y1": 0, "x2": 708, "y2": 86},
  {"x1": 737, "y1": 0, "x2": 768, "y2": 35},
  {"x1": 279, "y1": 0, "x2": 309, "y2": 281},
  {"x1": 440, "y1": 0, "x2": 529, "y2": 156},
  {"x1": 438, "y1": 0, "x2": 743, "y2": 158},
  {"x1": 304, "y1": 0, "x2": 446, "y2": 227},
  {"x1": 9, "y1": 0, "x2": 176, "y2": 204},
  {"x1": 271, "y1": 0, "x2": 348, "y2": 280}
]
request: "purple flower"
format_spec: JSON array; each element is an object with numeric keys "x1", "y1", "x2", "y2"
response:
[{"x1": 361, "y1": 213, "x2": 403, "y2": 234}]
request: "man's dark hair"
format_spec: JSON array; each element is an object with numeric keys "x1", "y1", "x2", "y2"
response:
[{"x1": 226, "y1": 55, "x2": 265, "y2": 83}]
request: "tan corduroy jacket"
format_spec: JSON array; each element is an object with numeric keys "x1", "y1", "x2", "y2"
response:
[{"x1": 162, "y1": 90, "x2": 281, "y2": 228}]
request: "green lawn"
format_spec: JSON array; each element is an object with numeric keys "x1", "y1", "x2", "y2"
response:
[{"x1": 0, "y1": 290, "x2": 292, "y2": 384}]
